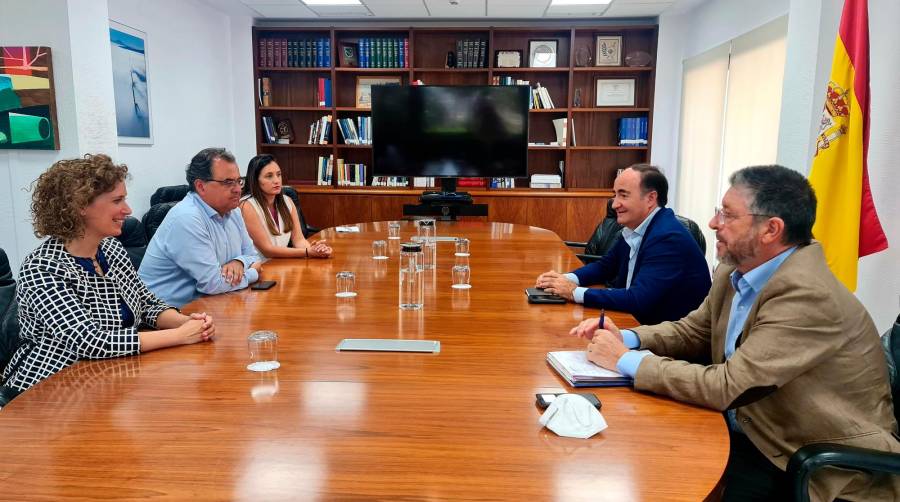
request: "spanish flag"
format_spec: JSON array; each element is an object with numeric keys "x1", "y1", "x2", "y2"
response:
[{"x1": 809, "y1": 0, "x2": 888, "y2": 291}]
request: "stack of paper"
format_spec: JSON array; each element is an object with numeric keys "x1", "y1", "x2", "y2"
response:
[
  {"x1": 530, "y1": 174, "x2": 562, "y2": 189},
  {"x1": 547, "y1": 351, "x2": 632, "y2": 387}
]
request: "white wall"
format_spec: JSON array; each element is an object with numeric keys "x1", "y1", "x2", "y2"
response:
[
  {"x1": 107, "y1": 0, "x2": 255, "y2": 219},
  {"x1": 656, "y1": 0, "x2": 900, "y2": 331},
  {"x1": 652, "y1": 0, "x2": 790, "y2": 197},
  {"x1": 0, "y1": 0, "x2": 117, "y2": 273},
  {"x1": 856, "y1": 0, "x2": 900, "y2": 332},
  {"x1": 0, "y1": 0, "x2": 253, "y2": 274}
]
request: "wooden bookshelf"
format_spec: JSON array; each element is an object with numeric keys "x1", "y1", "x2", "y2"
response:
[{"x1": 252, "y1": 24, "x2": 657, "y2": 239}]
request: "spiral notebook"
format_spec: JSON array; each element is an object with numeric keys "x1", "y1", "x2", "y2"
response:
[{"x1": 547, "y1": 351, "x2": 632, "y2": 387}]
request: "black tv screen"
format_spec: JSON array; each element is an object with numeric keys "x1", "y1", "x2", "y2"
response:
[{"x1": 371, "y1": 85, "x2": 529, "y2": 178}]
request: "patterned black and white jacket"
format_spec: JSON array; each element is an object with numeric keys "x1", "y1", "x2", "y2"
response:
[{"x1": 2, "y1": 237, "x2": 172, "y2": 394}]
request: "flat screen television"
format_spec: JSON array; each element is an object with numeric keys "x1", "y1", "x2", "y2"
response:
[{"x1": 371, "y1": 86, "x2": 529, "y2": 185}]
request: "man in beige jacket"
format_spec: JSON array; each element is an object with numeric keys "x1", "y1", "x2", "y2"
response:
[{"x1": 572, "y1": 165, "x2": 899, "y2": 501}]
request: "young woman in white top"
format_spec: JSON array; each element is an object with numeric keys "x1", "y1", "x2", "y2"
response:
[{"x1": 240, "y1": 154, "x2": 332, "y2": 259}]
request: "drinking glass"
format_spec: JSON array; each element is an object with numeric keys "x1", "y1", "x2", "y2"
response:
[
  {"x1": 417, "y1": 219, "x2": 436, "y2": 240},
  {"x1": 247, "y1": 330, "x2": 280, "y2": 372},
  {"x1": 335, "y1": 271, "x2": 357, "y2": 297},
  {"x1": 455, "y1": 238, "x2": 470, "y2": 257},
  {"x1": 372, "y1": 240, "x2": 388, "y2": 259},
  {"x1": 451, "y1": 264, "x2": 471, "y2": 289},
  {"x1": 388, "y1": 221, "x2": 401, "y2": 240}
]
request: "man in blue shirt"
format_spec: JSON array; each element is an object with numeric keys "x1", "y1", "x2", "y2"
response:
[
  {"x1": 140, "y1": 148, "x2": 262, "y2": 307},
  {"x1": 537, "y1": 165, "x2": 710, "y2": 325},
  {"x1": 573, "y1": 165, "x2": 899, "y2": 501}
]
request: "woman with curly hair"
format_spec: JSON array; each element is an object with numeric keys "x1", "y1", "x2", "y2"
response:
[
  {"x1": 0, "y1": 154, "x2": 216, "y2": 406},
  {"x1": 240, "y1": 154, "x2": 332, "y2": 258}
]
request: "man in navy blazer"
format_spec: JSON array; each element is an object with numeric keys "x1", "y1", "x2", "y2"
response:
[{"x1": 537, "y1": 165, "x2": 710, "y2": 325}]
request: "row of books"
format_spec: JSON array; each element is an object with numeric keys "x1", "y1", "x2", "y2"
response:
[
  {"x1": 491, "y1": 178, "x2": 516, "y2": 189},
  {"x1": 618, "y1": 117, "x2": 649, "y2": 146},
  {"x1": 316, "y1": 78, "x2": 332, "y2": 107},
  {"x1": 455, "y1": 39, "x2": 487, "y2": 68},
  {"x1": 531, "y1": 83, "x2": 555, "y2": 109},
  {"x1": 258, "y1": 38, "x2": 331, "y2": 68},
  {"x1": 358, "y1": 38, "x2": 409, "y2": 68},
  {"x1": 372, "y1": 176, "x2": 409, "y2": 187},
  {"x1": 493, "y1": 78, "x2": 557, "y2": 110},
  {"x1": 335, "y1": 159, "x2": 367, "y2": 187},
  {"x1": 260, "y1": 116, "x2": 281, "y2": 144},
  {"x1": 308, "y1": 115, "x2": 332, "y2": 145},
  {"x1": 335, "y1": 116, "x2": 371, "y2": 145},
  {"x1": 316, "y1": 155, "x2": 334, "y2": 185}
]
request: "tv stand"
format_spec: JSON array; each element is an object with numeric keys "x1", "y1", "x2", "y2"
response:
[{"x1": 405, "y1": 178, "x2": 486, "y2": 220}]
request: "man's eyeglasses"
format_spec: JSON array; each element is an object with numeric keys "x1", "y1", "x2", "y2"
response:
[
  {"x1": 714, "y1": 207, "x2": 772, "y2": 225},
  {"x1": 204, "y1": 177, "x2": 245, "y2": 188}
]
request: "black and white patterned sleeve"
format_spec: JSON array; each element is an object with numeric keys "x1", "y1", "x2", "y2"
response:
[
  {"x1": 105, "y1": 238, "x2": 173, "y2": 328},
  {"x1": 17, "y1": 257, "x2": 141, "y2": 359}
]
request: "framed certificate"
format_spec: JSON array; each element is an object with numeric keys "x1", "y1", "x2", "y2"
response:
[
  {"x1": 596, "y1": 78, "x2": 635, "y2": 107},
  {"x1": 495, "y1": 50, "x2": 522, "y2": 68},
  {"x1": 355, "y1": 76, "x2": 402, "y2": 109},
  {"x1": 595, "y1": 36, "x2": 622, "y2": 66}
]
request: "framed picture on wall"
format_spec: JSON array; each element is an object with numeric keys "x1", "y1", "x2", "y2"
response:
[
  {"x1": 0, "y1": 46, "x2": 60, "y2": 150},
  {"x1": 110, "y1": 21, "x2": 153, "y2": 145},
  {"x1": 355, "y1": 76, "x2": 401, "y2": 109},
  {"x1": 595, "y1": 36, "x2": 622, "y2": 66}
]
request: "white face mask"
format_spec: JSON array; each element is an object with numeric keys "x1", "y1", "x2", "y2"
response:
[{"x1": 538, "y1": 393, "x2": 608, "y2": 439}]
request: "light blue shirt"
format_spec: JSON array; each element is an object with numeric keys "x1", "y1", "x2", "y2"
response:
[
  {"x1": 139, "y1": 192, "x2": 261, "y2": 308},
  {"x1": 566, "y1": 207, "x2": 660, "y2": 304},
  {"x1": 614, "y1": 247, "x2": 797, "y2": 429}
]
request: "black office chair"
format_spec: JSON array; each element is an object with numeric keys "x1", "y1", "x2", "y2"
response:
[
  {"x1": 675, "y1": 215, "x2": 707, "y2": 254},
  {"x1": 564, "y1": 199, "x2": 624, "y2": 264},
  {"x1": 114, "y1": 216, "x2": 148, "y2": 269},
  {"x1": 787, "y1": 314, "x2": 900, "y2": 502},
  {"x1": 0, "y1": 248, "x2": 21, "y2": 381},
  {"x1": 282, "y1": 186, "x2": 320, "y2": 238},
  {"x1": 142, "y1": 201, "x2": 178, "y2": 242},
  {"x1": 150, "y1": 184, "x2": 190, "y2": 206}
]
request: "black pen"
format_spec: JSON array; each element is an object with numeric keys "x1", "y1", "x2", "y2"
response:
[{"x1": 599, "y1": 309, "x2": 606, "y2": 332}]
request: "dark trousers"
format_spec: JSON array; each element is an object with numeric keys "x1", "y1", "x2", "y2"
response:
[{"x1": 722, "y1": 431, "x2": 791, "y2": 502}]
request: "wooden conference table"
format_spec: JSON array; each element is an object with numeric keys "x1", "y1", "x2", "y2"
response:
[{"x1": 2, "y1": 221, "x2": 728, "y2": 501}]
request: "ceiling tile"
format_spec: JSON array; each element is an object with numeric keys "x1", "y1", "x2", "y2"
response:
[
  {"x1": 424, "y1": 0, "x2": 487, "y2": 18},
  {"x1": 603, "y1": 2, "x2": 673, "y2": 17},
  {"x1": 364, "y1": 0, "x2": 431, "y2": 17},
  {"x1": 246, "y1": 3, "x2": 318, "y2": 17},
  {"x1": 240, "y1": 0, "x2": 301, "y2": 5},
  {"x1": 487, "y1": 0, "x2": 549, "y2": 18},
  {"x1": 545, "y1": 3, "x2": 611, "y2": 17}
]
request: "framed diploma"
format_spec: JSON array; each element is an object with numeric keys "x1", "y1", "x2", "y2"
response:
[{"x1": 595, "y1": 78, "x2": 635, "y2": 107}]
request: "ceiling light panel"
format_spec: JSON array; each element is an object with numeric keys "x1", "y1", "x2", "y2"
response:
[
  {"x1": 303, "y1": 0, "x2": 362, "y2": 5},
  {"x1": 487, "y1": 0, "x2": 550, "y2": 18}
]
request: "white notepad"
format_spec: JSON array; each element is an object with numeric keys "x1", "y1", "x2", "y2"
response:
[{"x1": 547, "y1": 351, "x2": 633, "y2": 387}]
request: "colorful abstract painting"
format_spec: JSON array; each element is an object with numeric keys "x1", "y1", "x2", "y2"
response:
[
  {"x1": 0, "y1": 46, "x2": 59, "y2": 150},
  {"x1": 110, "y1": 21, "x2": 153, "y2": 144}
]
